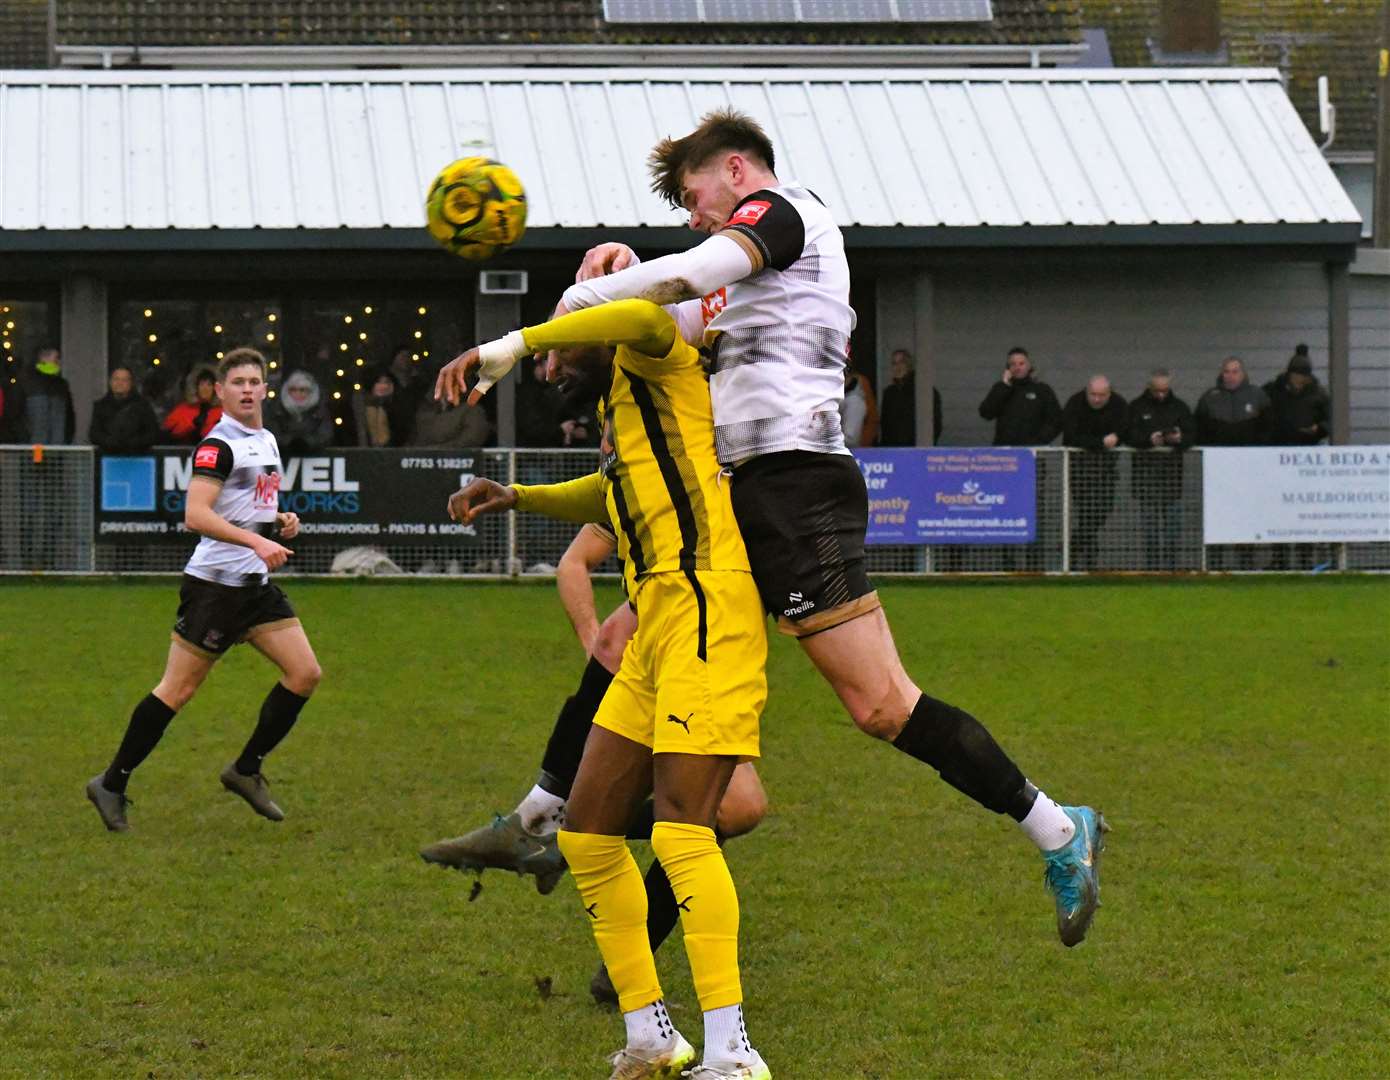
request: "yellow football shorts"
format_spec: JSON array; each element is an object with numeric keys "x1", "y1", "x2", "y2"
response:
[{"x1": 593, "y1": 569, "x2": 767, "y2": 759}]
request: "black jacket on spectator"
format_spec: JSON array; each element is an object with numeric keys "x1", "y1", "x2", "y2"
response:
[
  {"x1": 1126, "y1": 389, "x2": 1194, "y2": 500},
  {"x1": 880, "y1": 375, "x2": 944, "y2": 446},
  {"x1": 89, "y1": 390, "x2": 161, "y2": 453},
  {"x1": 1262, "y1": 373, "x2": 1330, "y2": 445},
  {"x1": 516, "y1": 371, "x2": 566, "y2": 447},
  {"x1": 1062, "y1": 391, "x2": 1129, "y2": 453},
  {"x1": 978, "y1": 376, "x2": 1062, "y2": 446},
  {"x1": 23, "y1": 369, "x2": 75, "y2": 444},
  {"x1": 1195, "y1": 378, "x2": 1268, "y2": 446}
]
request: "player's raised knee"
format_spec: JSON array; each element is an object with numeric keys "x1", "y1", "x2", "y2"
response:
[
  {"x1": 716, "y1": 782, "x2": 768, "y2": 839},
  {"x1": 285, "y1": 661, "x2": 322, "y2": 697},
  {"x1": 852, "y1": 690, "x2": 911, "y2": 742}
]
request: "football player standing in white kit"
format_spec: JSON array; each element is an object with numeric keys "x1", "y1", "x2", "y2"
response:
[{"x1": 87, "y1": 348, "x2": 322, "y2": 832}]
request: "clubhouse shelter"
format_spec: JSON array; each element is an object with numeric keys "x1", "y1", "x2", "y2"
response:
[{"x1": 0, "y1": 65, "x2": 1384, "y2": 446}]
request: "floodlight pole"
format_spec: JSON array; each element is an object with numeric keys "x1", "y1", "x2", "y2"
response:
[{"x1": 1375, "y1": 1, "x2": 1390, "y2": 248}]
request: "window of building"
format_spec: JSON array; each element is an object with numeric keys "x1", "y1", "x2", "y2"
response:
[
  {"x1": 0, "y1": 298, "x2": 57, "y2": 397},
  {"x1": 1151, "y1": 0, "x2": 1225, "y2": 63}
]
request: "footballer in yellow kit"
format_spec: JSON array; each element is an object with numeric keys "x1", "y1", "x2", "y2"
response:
[
  {"x1": 510, "y1": 304, "x2": 766, "y2": 761},
  {"x1": 437, "y1": 297, "x2": 772, "y2": 1078}
]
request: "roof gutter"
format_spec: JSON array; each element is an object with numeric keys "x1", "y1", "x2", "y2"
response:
[{"x1": 55, "y1": 41, "x2": 1089, "y2": 71}]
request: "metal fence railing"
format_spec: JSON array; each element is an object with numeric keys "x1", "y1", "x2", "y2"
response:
[{"x1": 1, "y1": 445, "x2": 1386, "y2": 576}]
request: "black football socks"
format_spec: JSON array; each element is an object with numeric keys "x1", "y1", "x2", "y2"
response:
[
  {"x1": 892, "y1": 693, "x2": 1038, "y2": 821},
  {"x1": 234, "y1": 682, "x2": 309, "y2": 777},
  {"x1": 103, "y1": 692, "x2": 178, "y2": 793},
  {"x1": 536, "y1": 655, "x2": 616, "y2": 799}
]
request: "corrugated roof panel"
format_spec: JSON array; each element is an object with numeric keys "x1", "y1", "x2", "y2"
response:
[
  {"x1": 968, "y1": 81, "x2": 1068, "y2": 226},
  {"x1": 927, "y1": 82, "x2": 1023, "y2": 227},
  {"x1": 1083, "y1": 82, "x2": 1185, "y2": 226},
  {"x1": 0, "y1": 68, "x2": 1360, "y2": 237}
]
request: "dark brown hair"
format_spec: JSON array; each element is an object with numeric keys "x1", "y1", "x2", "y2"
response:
[
  {"x1": 648, "y1": 108, "x2": 776, "y2": 209},
  {"x1": 217, "y1": 348, "x2": 267, "y2": 381}
]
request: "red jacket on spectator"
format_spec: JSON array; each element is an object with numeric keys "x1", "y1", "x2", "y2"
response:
[{"x1": 162, "y1": 400, "x2": 222, "y2": 443}]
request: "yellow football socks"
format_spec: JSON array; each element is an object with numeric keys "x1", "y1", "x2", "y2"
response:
[
  {"x1": 650, "y1": 821, "x2": 743, "y2": 1011},
  {"x1": 556, "y1": 830, "x2": 662, "y2": 1013}
]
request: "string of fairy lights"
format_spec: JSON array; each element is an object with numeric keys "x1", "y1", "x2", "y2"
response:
[
  {"x1": 135, "y1": 301, "x2": 429, "y2": 427},
  {"x1": 2, "y1": 305, "x2": 15, "y2": 386}
]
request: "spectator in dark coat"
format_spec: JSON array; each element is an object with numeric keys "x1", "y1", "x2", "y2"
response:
[
  {"x1": 24, "y1": 346, "x2": 75, "y2": 444},
  {"x1": 979, "y1": 347, "x2": 1062, "y2": 570},
  {"x1": 978, "y1": 347, "x2": 1062, "y2": 446},
  {"x1": 1264, "y1": 346, "x2": 1332, "y2": 569},
  {"x1": 1126, "y1": 369, "x2": 1194, "y2": 570},
  {"x1": 1195, "y1": 356, "x2": 1268, "y2": 446},
  {"x1": 355, "y1": 368, "x2": 414, "y2": 447},
  {"x1": 515, "y1": 355, "x2": 567, "y2": 447},
  {"x1": 265, "y1": 369, "x2": 335, "y2": 454},
  {"x1": 1263, "y1": 345, "x2": 1330, "y2": 446},
  {"x1": 1196, "y1": 356, "x2": 1268, "y2": 569},
  {"x1": 89, "y1": 366, "x2": 161, "y2": 453},
  {"x1": 1062, "y1": 375, "x2": 1128, "y2": 570},
  {"x1": 879, "y1": 349, "x2": 943, "y2": 446}
]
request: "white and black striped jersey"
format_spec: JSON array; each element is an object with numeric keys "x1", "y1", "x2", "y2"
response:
[
  {"x1": 184, "y1": 415, "x2": 282, "y2": 585},
  {"x1": 703, "y1": 184, "x2": 856, "y2": 465}
]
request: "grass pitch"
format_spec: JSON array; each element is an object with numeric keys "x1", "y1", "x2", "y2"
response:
[{"x1": 1, "y1": 577, "x2": 1387, "y2": 1079}]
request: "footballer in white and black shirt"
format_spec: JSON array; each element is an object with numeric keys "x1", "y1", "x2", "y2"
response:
[
  {"x1": 439, "y1": 109, "x2": 1107, "y2": 953},
  {"x1": 86, "y1": 349, "x2": 323, "y2": 833}
]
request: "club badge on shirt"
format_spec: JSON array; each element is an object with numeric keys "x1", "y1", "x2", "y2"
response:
[{"x1": 727, "y1": 200, "x2": 771, "y2": 227}]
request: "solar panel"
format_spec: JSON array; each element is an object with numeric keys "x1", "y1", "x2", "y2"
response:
[
  {"x1": 894, "y1": 0, "x2": 993, "y2": 22},
  {"x1": 797, "y1": 0, "x2": 898, "y2": 22},
  {"x1": 604, "y1": 0, "x2": 993, "y2": 23},
  {"x1": 603, "y1": 0, "x2": 696, "y2": 23}
]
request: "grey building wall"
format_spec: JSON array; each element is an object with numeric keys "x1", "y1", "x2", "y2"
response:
[
  {"x1": 911, "y1": 253, "x2": 1385, "y2": 447},
  {"x1": 1349, "y1": 268, "x2": 1389, "y2": 445}
]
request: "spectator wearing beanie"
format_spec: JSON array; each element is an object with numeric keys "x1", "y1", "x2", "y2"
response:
[{"x1": 1263, "y1": 345, "x2": 1330, "y2": 446}]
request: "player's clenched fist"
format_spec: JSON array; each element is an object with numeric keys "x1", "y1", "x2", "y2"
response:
[
  {"x1": 251, "y1": 537, "x2": 293, "y2": 570},
  {"x1": 448, "y1": 478, "x2": 518, "y2": 524}
]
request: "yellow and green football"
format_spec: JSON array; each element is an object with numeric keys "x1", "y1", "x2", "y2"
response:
[{"x1": 425, "y1": 157, "x2": 527, "y2": 261}]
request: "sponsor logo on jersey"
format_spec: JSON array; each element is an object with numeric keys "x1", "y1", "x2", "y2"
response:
[
  {"x1": 728, "y1": 199, "x2": 771, "y2": 227},
  {"x1": 194, "y1": 445, "x2": 221, "y2": 469},
  {"x1": 254, "y1": 470, "x2": 282, "y2": 508},
  {"x1": 701, "y1": 287, "x2": 727, "y2": 326}
]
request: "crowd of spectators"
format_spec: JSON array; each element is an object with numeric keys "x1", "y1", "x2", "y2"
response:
[{"x1": 1, "y1": 339, "x2": 1333, "y2": 465}]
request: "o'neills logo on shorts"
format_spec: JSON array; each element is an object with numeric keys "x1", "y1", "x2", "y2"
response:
[{"x1": 783, "y1": 590, "x2": 815, "y2": 617}]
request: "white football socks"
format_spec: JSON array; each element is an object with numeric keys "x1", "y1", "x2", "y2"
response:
[
  {"x1": 514, "y1": 784, "x2": 565, "y2": 837},
  {"x1": 703, "y1": 1003, "x2": 755, "y2": 1067},
  {"x1": 624, "y1": 998, "x2": 678, "y2": 1051},
  {"x1": 1019, "y1": 789, "x2": 1076, "y2": 852}
]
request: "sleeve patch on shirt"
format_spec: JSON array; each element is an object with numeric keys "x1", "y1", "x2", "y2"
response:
[
  {"x1": 727, "y1": 200, "x2": 771, "y2": 227},
  {"x1": 195, "y1": 445, "x2": 221, "y2": 469}
]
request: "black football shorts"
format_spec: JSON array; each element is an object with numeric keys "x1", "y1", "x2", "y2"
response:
[
  {"x1": 172, "y1": 574, "x2": 299, "y2": 659},
  {"x1": 729, "y1": 450, "x2": 880, "y2": 636}
]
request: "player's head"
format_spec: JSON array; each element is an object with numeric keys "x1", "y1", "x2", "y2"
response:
[
  {"x1": 649, "y1": 108, "x2": 777, "y2": 234},
  {"x1": 544, "y1": 344, "x2": 613, "y2": 398},
  {"x1": 216, "y1": 348, "x2": 268, "y2": 425}
]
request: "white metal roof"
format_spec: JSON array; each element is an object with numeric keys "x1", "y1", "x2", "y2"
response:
[{"x1": 0, "y1": 67, "x2": 1360, "y2": 236}]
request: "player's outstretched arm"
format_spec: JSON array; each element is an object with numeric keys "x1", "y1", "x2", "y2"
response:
[
  {"x1": 560, "y1": 233, "x2": 753, "y2": 312},
  {"x1": 447, "y1": 471, "x2": 607, "y2": 526},
  {"x1": 185, "y1": 476, "x2": 293, "y2": 570},
  {"x1": 556, "y1": 525, "x2": 619, "y2": 655},
  {"x1": 438, "y1": 300, "x2": 679, "y2": 406}
]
